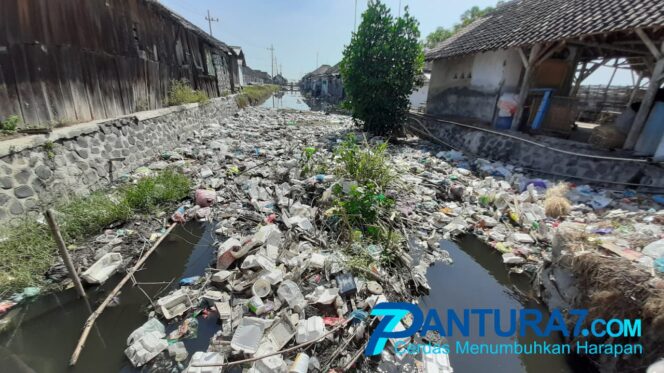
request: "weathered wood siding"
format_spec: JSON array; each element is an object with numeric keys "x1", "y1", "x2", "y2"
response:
[{"x1": 0, "y1": 0, "x2": 235, "y2": 127}]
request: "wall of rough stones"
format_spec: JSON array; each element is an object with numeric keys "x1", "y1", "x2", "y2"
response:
[
  {"x1": 0, "y1": 97, "x2": 239, "y2": 221},
  {"x1": 409, "y1": 115, "x2": 664, "y2": 187}
]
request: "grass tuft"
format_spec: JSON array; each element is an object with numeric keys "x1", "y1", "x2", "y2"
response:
[
  {"x1": 123, "y1": 169, "x2": 191, "y2": 212},
  {"x1": 234, "y1": 85, "x2": 280, "y2": 108},
  {"x1": 0, "y1": 169, "x2": 191, "y2": 294},
  {"x1": 167, "y1": 79, "x2": 208, "y2": 106}
]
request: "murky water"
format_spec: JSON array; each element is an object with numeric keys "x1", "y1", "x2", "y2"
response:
[
  {"x1": 260, "y1": 91, "x2": 311, "y2": 111},
  {"x1": 0, "y1": 222, "x2": 216, "y2": 373},
  {"x1": 421, "y1": 236, "x2": 590, "y2": 373}
]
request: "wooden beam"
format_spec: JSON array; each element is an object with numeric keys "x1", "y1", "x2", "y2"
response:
[
  {"x1": 624, "y1": 58, "x2": 664, "y2": 149},
  {"x1": 511, "y1": 44, "x2": 542, "y2": 130},
  {"x1": 635, "y1": 28, "x2": 663, "y2": 59},
  {"x1": 517, "y1": 48, "x2": 528, "y2": 68},
  {"x1": 570, "y1": 40, "x2": 650, "y2": 56}
]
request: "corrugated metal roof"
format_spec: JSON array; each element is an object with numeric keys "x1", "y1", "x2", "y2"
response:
[{"x1": 426, "y1": 0, "x2": 664, "y2": 60}]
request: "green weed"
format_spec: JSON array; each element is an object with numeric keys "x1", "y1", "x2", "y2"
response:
[
  {"x1": 234, "y1": 85, "x2": 280, "y2": 108},
  {"x1": 0, "y1": 170, "x2": 191, "y2": 294},
  {"x1": 1, "y1": 115, "x2": 20, "y2": 133},
  {"x1": 123, "y1": 169, "x2": 191, "y2": 212},
  {"x1": 167, "y1": 79, "x2": 208, "y2": 106},
  {"x1": 334, "y1": 133, "x2": 393, "y2": 189}
]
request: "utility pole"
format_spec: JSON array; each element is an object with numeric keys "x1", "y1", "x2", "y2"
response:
[
  {"x1": 205, "y1": 10, "x2": 219, "y2": 37},
  {"x1": 398, "y1": 0, "x2": 402, "y2": 17},
  {"x1": 267, "y1": 44, "x2": 275, "y2": 78},
  {"x1": 354, "y1": 0, "x2": 358, "y2": 31},
  {"x1": 316, "y1": 52, "x2": 319, "y2": 68}
]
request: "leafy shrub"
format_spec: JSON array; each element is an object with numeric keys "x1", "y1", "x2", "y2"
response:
[
  {"x1": 1, "y1": 115, "x2": 20, "y2": 133},
  {"x1": 334, "y1": 133, "x2": 393, "y2": 189},
  {"x1": 340, "y1": 0, "x2": 424, "y2": 136},
  {"x1": 167, "y1": 79, "x2": 208, "y2": 106}
]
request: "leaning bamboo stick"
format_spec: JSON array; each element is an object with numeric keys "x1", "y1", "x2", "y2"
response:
[{"x1": 69, "y1": 222, "x2": 177, "y2": 366}]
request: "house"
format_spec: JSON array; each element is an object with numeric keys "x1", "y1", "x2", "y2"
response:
[
  {"x1": 242, "y1": 67, "x2": 271, "y2": 85},
  {"x1": 0, "y1": 0, "x2": 242, "y2": 127},
  {"x1": 300, "y1": 64, "x2": 344, "y2": 102},
  {"x1": 272, "y1": 74, "x2": 288, "y2": 86},
  {"x1": 425, "y1": 0, "x2": 664, "y2": 158},
  {"x1": 231, "y1": 46, "x2": 247, "y2": 87},
  {"x1": 300, "y1": 65, "x2": 331, "y2": 96}
]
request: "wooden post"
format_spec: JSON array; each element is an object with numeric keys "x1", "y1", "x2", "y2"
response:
[
  {"x1": 624, "y1": 58, "x2": 664, "y2": 149},
  {"x1": 627, "y1": 74, "x2": 644, "y2": 106},
  {"x1": 70, "y1": 223, "x2": 177, "y2": 366},
  {"x1": 45, "y1": 209, "x2": 87, "y2": 299},
  {"x1": 511, "y1": 44, "x2": 542, "y2": 130}
]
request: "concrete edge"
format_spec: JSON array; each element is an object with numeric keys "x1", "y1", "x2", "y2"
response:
[{"x1": 0, "y1": 96, "x2": 233, "y2": 158}]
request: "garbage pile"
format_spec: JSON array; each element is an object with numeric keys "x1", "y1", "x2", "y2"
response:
[
  {"x1": 123, "y1": 108, "x2": 452, "y2": 372},
  {"x1": 116, "y1": 105, "x2": 661, "y2": 372},
  {"x1": 391, "y1": 143, "x2": 663, "y2": 275}
]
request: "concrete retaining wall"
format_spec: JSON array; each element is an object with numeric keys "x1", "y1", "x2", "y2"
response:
[
  {"x1": 410, "y1": 115, "x2": 664, "y2": 187},
  {"x1": 0, "y1": 97, "x2": 239, "y2": 221}
]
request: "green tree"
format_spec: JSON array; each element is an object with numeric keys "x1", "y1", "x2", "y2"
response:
[
  {"x1": 424, "y1": 3, "x2": 500, "y2": 48},
  {"x1": 425, "y1": 27, "x2": 454, "y2": 49},
  {"x1": 340, "y1": 0, "x2": 424, "y2": 136}
]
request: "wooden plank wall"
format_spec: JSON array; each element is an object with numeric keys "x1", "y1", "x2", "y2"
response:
[{"x1": 0, "y1": 0, "x2": 231, "y2": 127}]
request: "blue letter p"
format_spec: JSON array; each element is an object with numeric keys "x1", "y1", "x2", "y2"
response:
[{"x1": 365, "y1": 302, "x2": 423, "y2": 356}]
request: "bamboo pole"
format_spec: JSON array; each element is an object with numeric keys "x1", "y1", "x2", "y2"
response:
[
  {"x1": 69, "y1": 222, "x2": 177, "y2": 366},
  {"x1": 45, "y1": 209, "x2": 87, "y2": 299}
]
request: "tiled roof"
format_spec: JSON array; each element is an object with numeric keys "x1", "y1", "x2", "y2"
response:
[{"x1": 426, "y1": 0, "x2": 664, "y2": 60}]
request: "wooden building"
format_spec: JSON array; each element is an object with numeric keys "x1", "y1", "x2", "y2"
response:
[
  {"x1": 0, "y1": 0, "x2": 241, "y2": 128},
  {"x1": 425, "y1": 0, "x2": 664, "y2": 157}
]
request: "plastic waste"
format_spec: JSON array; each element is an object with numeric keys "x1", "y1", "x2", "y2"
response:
[
  {"x1": 81, "y1": 253, "x2": 123, "y2": 284},
  {"x1": 168, "y1": 341, "x2": 188, "y2": 362},
  {"x1": 186, "y1": 352, "x2": 224, "y2": 373},
  {"x1": 127, "y1": 318, "x2": 165, "y2": 346},
  {"x1": 296, "y1": 316, "x2": 325, "y2": 344},
  {"x1": 231, "y1": 317, "x2": 271, "y2": 354},
  {"x1": 307, "y1": 286, "x2": 338, "y2": 304},
  {"x1": 156, "y1": 288, "x2": 194, "y2": 319},
  {"x1": 335, "y1": 273, "x2": 357, "y2": 298},
  {"x1": 643, "y1": 239, "x2": 664, "y2": 259},
  {"x1": 124, "y1": 330, "x2": 168, "y2": 367},
  {"x1": 252, "y1": 278, "x2": 272, "y2": 298},
  {"x1": 502, "y1": 253, "x2": 526, "y2": 265},
  {"x1": 289, "y1": 353, "x2": 310, "y2": 373},
  {"x1": 195, "y1": 189, "x2": 216, "y2": 207},
  {"x1": 254, "y1": 354, "x2": 287, "y2": 373},
  {"x1": 179, "y1": 276, "x2": 200, "y2": 286},
  {"x1": 267, "y1": 315, "x2": 297, "y2": 349},
  {"x1": 277, "y1": 280, "x2": 306, "y2": 311}
]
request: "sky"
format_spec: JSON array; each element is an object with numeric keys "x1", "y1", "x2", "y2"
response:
[{"x1": 158, "y1": 0, "x2": 635, "y2": 85}]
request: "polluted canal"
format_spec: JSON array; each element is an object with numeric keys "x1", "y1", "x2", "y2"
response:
[
  {"x1": 260, "y1": 91, "x2": 311, "y2": 111},
  {"x1": 0, "y1": 222, "x2": 216, "y2": 373},
  {"x1": 419, "y1": 236, "x2": 587, "y2": 373}
]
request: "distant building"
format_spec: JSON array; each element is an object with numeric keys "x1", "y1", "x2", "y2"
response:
[
  {"x1": 300, "y1": 64, "x2": 344, "y2": 103},
  {"x1": 0, "y1": 0, "x2": 244, "y2": 127},
  {"x1": 272, "y1": 74, "x2": 288, "y2": 86}
]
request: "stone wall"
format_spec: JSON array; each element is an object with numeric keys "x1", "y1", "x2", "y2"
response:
[
  {"x1": 409, "y1": 115, "x2": 664, "y2": 187},
  {"x1": 0, "y1": 97, "x2": 239, "y2": 221}
]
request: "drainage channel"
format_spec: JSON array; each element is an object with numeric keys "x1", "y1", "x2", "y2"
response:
[
  {"x1": 0, "y1": 221, "x2": 216, "y2": 373},
  {"x1": 420, "y1": 235, "x2": 593, "y2": 373}
]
